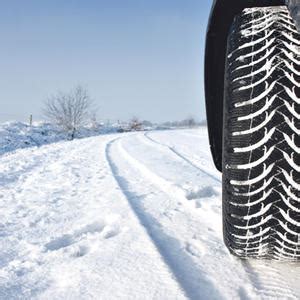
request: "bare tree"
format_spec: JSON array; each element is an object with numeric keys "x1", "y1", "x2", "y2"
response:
[
  {"x1": 44, "y1": 85, "x2": 92, "y2": 139},
  {"x1": 128, "y1": 117, "x2": 143, "y2": 131},
  {"x1": 186, "y1": 116, "x2": 197, "y2": 128}
]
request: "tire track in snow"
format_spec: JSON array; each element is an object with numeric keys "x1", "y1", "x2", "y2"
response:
[
  {"x1": 107, "y1": 136, "x2": 261, "y2": 299},
  {"x1": 105, "y1": 137, "x2": 227, "y2": 300},
  {"x1": 143, "y1": 132, "x2": 221, "y2": 183},
  {"x1": 118, "y1": 134, "x2": 217, "y2": 211},
  {"x1": 138, "y1": 131, "x2": 299, "y2": 298}
]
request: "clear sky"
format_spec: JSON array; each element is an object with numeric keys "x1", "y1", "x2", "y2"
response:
[{"x1": 0, "y1": 0, "x2": 212, "y2": 123}]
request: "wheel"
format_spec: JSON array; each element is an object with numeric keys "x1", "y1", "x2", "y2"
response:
[{"x1": 223, "y1": 6, "x2": 300, "y2": 260}]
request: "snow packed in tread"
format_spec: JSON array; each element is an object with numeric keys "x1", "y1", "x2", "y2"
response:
[{"x1": 223, "y1": 6, "x2": 300, "y2": 260}]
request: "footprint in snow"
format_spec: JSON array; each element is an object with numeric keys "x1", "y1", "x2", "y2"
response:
[
  {"x1": 72, "y1": 245, "x2": 90, "y2": 258},
  {"x1": 44, "y1": 219, "x2": 121, "y2": 254},
  {"x1": 186, "y1": 186, "x2": 217, "y2": 200},
  {"x1": 185, "y1": 186, "x2": 220, "y2": 211},
  {"x1": 101, "y1": 226, "x2": 120, "y2": 239},
  {"x1": 45, "y1": 233, "x2": 75, "y2": 251},
  {"x1": 185, "y1": 239, "x2": 206, "y2": 258}
]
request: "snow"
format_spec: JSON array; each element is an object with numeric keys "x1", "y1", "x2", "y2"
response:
[
  {"x1": 1, "y1": 126, "x2": 300, "y2": 299},
  {"x1": 0, "y1": 121, "x2": 119, "y2": 156}
]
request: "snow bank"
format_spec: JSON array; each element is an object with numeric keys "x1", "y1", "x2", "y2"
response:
[{"x1": 0, "y1": 121, "x2": 119, "y2": 156}]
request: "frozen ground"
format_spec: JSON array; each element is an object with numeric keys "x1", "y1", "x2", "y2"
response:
[{"x1": 0, "y1": 128, "x2": 299, "y2": 299}]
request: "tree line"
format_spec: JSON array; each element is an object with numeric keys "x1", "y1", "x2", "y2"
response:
[{"x1": 43, "y1": 85, "x2": 204, "y2": 140}]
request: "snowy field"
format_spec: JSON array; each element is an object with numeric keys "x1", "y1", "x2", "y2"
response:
[{"x1": 0, "y1": 128, "x2": 300, "y2": 299}]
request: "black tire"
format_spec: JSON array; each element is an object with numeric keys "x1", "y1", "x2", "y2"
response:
[{"x1": 223, "y1": 6, "x2": 300, "y2": 260}]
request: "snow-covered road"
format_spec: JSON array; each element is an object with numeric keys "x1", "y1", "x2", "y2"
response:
[{"x1": 0, "y1": 128, "x2": 299, "y2": 299}]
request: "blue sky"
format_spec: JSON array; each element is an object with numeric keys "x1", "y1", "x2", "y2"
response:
[{"x1": 0, "y1": 0, "x2": 212, "y2": 123}]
